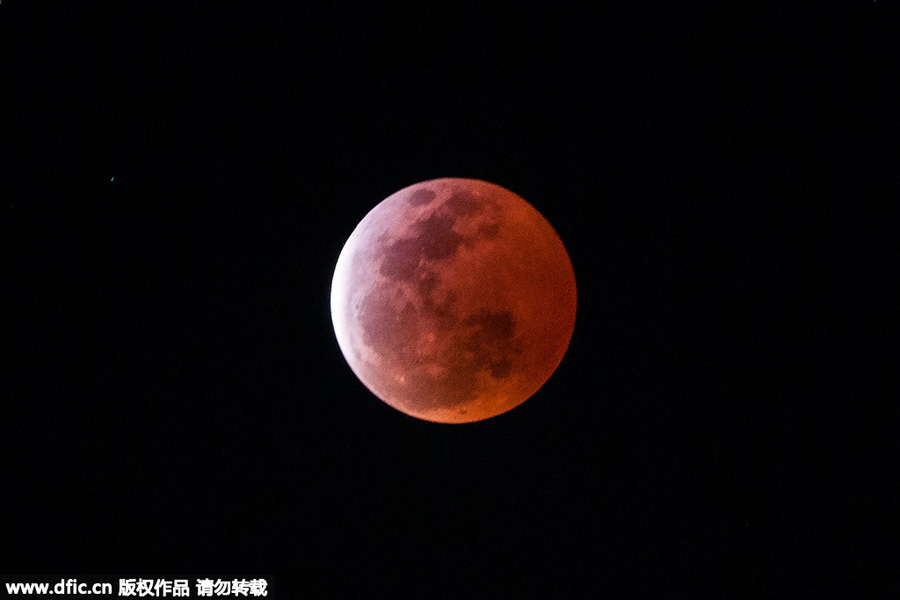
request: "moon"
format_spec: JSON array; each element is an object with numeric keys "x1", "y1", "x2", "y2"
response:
[{"x1": 330, "y1": 178, "x2": 577, "y2": 424}]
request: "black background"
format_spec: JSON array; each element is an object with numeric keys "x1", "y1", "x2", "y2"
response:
[{"x1": 2, "y1": 1, "x2": 896, "y2": 596}]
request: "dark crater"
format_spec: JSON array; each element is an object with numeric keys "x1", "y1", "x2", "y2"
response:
[
  {"x1": 407, "y1": 188, "x2": 437, "y2": 206},
  {"x1": 376, "y1": 211, "x2": 464, "y2": 283},
  {"x1": 458, "y1": 309, "x2": 521, "y2": 380}
]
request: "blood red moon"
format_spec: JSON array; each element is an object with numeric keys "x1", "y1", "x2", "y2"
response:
[{"x1": 330, "y1": 178, "x2": 577, "y2": 424}]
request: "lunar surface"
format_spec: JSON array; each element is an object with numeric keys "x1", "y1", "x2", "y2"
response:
[{"x1": 330, "y1": 178, "x2": 577, "y2": 423}]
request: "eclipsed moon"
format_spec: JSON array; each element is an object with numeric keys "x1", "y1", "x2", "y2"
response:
[{"x1": 330, "y1": 178, "x2": 577, "y2": 424}]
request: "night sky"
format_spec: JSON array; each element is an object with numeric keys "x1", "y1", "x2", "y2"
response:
[{"x1": 3, "y1": 2, "x2": 895, "y2": 596}]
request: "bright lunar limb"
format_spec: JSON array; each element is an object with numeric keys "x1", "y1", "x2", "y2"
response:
[{"x1": 330, "y1": 178, "x2": 577, "y2": 424}]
